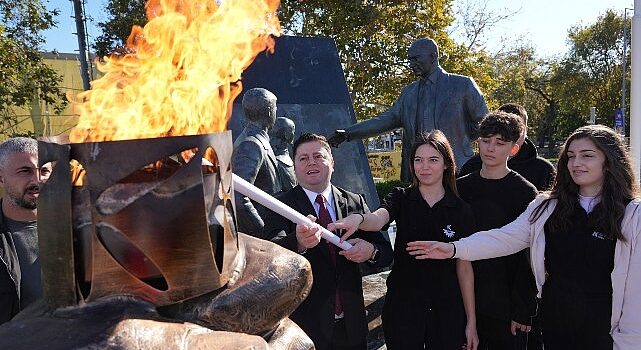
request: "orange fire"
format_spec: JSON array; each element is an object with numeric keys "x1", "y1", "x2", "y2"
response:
[{"x1": 69, "y1": 0, "x2": 281, "y2": 143}]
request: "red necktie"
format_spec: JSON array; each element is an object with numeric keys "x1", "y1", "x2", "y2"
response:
[{"x1": 315, "y1": 194, "x2": 343, "y2": 316}]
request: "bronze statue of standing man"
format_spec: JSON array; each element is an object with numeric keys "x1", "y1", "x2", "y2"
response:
[
  {"x1": 269, "y1": 116, "x2": 297, "y2": 191},
  {"x1": 233, "y1": 88, "x2": 282, "y2": 237},
  {"x1": 329, "y1": 38, "x2": 489, "y2": 182}
]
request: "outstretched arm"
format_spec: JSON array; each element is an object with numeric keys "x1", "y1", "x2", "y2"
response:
[
  {"x1": 408, "y1": 197, "x2": 543, "y2": 260},
  {"x1": 406, "y1": 241, "x2": 456, "y2": 259},
  {"x1": 328, "y1": 207, "x2": 390, "y2": 242},
  {"x1": 330, "y1": 89, "x2": 407, "y2": 145}
]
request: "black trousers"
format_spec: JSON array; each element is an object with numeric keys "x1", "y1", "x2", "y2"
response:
[
  {"x1": 476, "y1": 313, "x2": 515, "y2": 350},
  {"x1": 541, "y1": 284, "x2": 613, "y2": 350},
  {"x1": 423, "y1": 307, "x2": 466, "y2": 350},
  {"x1": 526, "y1": 311, "x2": 543, "y2": 350},
  {"x1": 383, "y1": 306, "x2": 466, "y2": 349},
  {"x1": 330, "y1": 319, "x2": 366, "y2": 350}
]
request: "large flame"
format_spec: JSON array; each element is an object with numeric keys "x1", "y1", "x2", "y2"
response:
[{"x1": 69, "y1": 0, "x2": 281, "y2": 143}]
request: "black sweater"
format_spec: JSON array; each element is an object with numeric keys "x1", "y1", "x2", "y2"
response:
[{"x1": 457, "y1": 171, "x2": 538, "y2": 324}]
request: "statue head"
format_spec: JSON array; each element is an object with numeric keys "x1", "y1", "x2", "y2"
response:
[
  {"x1": 408, "y1": 38, "x2": 439, "y2": 78},
  {"x1": 269, "y1": 116, "x2": 296, "y2": 148},
  {"x1": 242, "y1": 88, "x2": 277, "y2": 129}
]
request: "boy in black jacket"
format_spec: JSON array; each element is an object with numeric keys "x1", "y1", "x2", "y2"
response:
[
  {"x1": 459, "y1": 103, "x2": 555, "y2": 191},
  {"x1": 457, "y1": 111, "x2": 538, "y2": 349}
]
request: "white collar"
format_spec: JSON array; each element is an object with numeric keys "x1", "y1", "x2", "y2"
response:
[
  {"x1": 302, "y1": 184, "x2": 333, "y2": 206},
  {"x1": 578, "y1": 193, "x2": 601, "y2": 213}
]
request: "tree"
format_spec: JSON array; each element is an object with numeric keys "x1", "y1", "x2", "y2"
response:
[
  {"x1": 450, "y1": 0, "x2": 519, "y2": 52},
  {"x1": 487, "y1": 44, "x2": 548, "y2": 139},
  {"x1": 0, "y1": 0, "x2": 66, "y2": 137},
  {"x1": 94, "y1": 1, "x2": 497, "y2": 120},
  {"x1": 279, "y1": 0, "x2": 495, "y2": 119},
  {"x1": 93, "y1": 0, "x2": 147, "y2": 58},
  {"x1": 553, "y1": 10, "x2": 628, "y2": 137},
  {"x1": 486, "y1": 10, "x2": 630, "y2": 145}
]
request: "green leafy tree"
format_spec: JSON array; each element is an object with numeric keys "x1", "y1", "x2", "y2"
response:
[
  {"x1": 486, "y1": 9, "x2": 629, "y2": 145},
  {"x1": 488, "y1": 44, "x2": 554, "y2": 140},
  {"x1": 94, "y1": 0, "x2": 495, "y2": 120},
  {"x1": 552, "y1": 10, "x2": 628, "y2": 137},
  {"x1": 93, "y1": 0, "x2": 147, "y2": 58},
  {"x1": 279, "y1": 0, "x2": 494, "y2": 119},
  {"x1": 0, "y1": 0, "x2": 66, "y2": 137}
]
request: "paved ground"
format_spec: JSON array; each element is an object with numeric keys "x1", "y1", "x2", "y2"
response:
[{"x1": 363, "y1": 271, "x2": 389, "y2": 350}]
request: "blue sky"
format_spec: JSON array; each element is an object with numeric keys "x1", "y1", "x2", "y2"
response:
[{"x1": 42, "y1": 0, "x2": 633, "y2": 58}]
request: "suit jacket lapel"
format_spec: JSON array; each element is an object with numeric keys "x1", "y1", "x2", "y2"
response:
[
  {"x1": 331, "y1": 185, "x2": 348, "y2": 221},
  {"x1": 408, "y1": 81, "x2": 420, "y2": 137},
  {"x1": 434, "y1": 68, "x2": 449, "y2": 127},
  {"x1": 256, "y1": 132, "x2": 279, "y2": 170},
  {"x1": 331, "y1": 186, "x2": 350, "y2": 275},
  {"x1": 292, "y1": 186, "x2": 316, "y2": 217}
]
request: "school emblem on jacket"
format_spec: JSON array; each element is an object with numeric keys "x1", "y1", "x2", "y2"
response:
[{"x1": 443, "y1": 225, "x2": 455, "y2": 238}]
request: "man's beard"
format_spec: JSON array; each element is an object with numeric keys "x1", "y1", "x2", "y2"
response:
[{"x1": 6, "y1": 185, "x2": 38, "y2": 210}]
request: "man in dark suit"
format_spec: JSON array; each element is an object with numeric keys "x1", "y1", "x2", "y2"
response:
[
  {"x1": 329, "y1": 37, "x2": 488, "y2": 182},
  {"x1": 264, "y1": 133, "x2": 393, "y2": 350}
]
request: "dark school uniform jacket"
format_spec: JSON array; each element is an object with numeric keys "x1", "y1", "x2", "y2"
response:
[
  {"x1": 457, "y1": 171, "x2": 538, "y2": 324},
  {"x1": 380, "y1": 187, "x2": 476, "y2": 348}
]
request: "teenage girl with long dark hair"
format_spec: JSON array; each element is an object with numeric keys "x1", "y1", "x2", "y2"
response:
[
  {"x1": 409, "y1": 125, "x2": 641, "y2": 349},
  {"x1": 330, "y1": 130, "x2": 478, "y2": 349}
]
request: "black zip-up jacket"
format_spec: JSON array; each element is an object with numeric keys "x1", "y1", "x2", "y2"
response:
[
  {"x1": 460, "y1": 137, "x2": 556, "y2": 191},
  {"x1": 0, "y1": 202, "x2": 21, "y2": 325}
]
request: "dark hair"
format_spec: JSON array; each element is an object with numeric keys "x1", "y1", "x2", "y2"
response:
[
  {"x1": 293, "y1": 133, "x2": 332, "y2": 158},
  {"x1": 530, "y1": 125, "x2": 639, "y2": 241},
  {"x1": 478, "y1": 111, "x2": 524, "y2": 143},
  {"x1": 408, "y1": 130, "x2": 458, "y2": 195},
  {"x1": 498, "y1": 103, "x2": 528, "y2": 126}
]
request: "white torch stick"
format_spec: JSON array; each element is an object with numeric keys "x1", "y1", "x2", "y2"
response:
[{"x1": 232, "y1": 173, "x2": 353, "y2": 250}]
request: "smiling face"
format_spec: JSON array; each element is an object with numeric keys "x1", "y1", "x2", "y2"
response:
[
  {"x1": 0, "y1": 152, "x2": 51, "y2": 211},
  {"x1": 412, "y1": 144, "x2": 446, "y2": 188},
  {"x1": 294, "y1": 140, "x2": 335, "y2": 193},
  {"x1": 566, "y1": 137, "x2": 606, "y2": 196}
]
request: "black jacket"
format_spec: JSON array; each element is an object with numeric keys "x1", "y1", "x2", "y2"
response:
[
  {"x1": 0, "y1": 203, "x2": 21, "y2": 325},
  {"x1": 457, "y1": 172, "x2": 538, "y2": 325},
  {"x1": 264, "y1": 185, "x2": 393, "y2": 350},
  {"x1": 460, "y1": 137, "x2": 556, "y2": 191}
]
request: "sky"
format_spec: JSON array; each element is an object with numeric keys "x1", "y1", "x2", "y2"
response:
[
  {"x1": 451, "y1": 0, "x2": 634, "y2": 58},
  {"x1": 42, "y1": 0, "x2": 634, "y2": 58}
]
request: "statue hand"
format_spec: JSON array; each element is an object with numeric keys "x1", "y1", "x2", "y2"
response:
[{"x1": 327, "y1": 130, "x2": 348, "y2": 147}]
